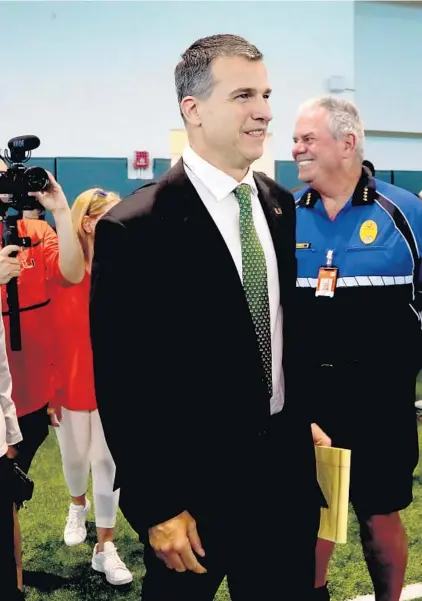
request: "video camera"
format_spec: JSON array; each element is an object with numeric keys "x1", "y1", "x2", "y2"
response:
[
  {"x1": 0, "y1": 135, "x2": 49, "y2": 212},
  {"x1": 0, "y1": 135, "x2": 50, "y2": 351}
]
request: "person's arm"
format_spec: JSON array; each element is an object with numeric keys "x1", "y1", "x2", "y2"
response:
[
  {"x1": 90, "y1": 213, "x2": 188, "y2": 535},
  {"x1": 30, "y1": 172, "x2": 85, "y2": 284},
  {"x1": 0, "y1": 297, "x2": 22, "y2": 451},
  {"x1": 41, "y1": 221, "x2": 79, "y2": 285},
  {"x1": 52, "y1": 207, "x2": 85, "y2": 284}
]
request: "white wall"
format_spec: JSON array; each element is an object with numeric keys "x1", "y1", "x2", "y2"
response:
[
  {"x1": 363, "y1": 135, "x2": 422, "y2": 171},
  {"x1": 1, "y1": 0, "x2": 420, "y2": 169},
  {"x1": 0, "y1": 1, "x2": 355, "y2": 161},
  {"x1": 355, "y1": 1, "x2": 422, "y2": 170},
  {"x1": 355, "y1": 1, "x2": 422, "y2": 133}
]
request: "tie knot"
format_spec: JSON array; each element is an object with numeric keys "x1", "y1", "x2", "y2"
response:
[{"x1": 234, "y1": 184, "x2": 252, "y2": 207}]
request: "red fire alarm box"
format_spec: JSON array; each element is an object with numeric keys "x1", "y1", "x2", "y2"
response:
[{"x1": 133, "y1": 151, "x2": 150, "y2": 169}]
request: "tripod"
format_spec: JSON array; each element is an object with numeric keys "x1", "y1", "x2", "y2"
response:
[{"x1": 2, "y1": 211, "x2": 31, "y2": 351}]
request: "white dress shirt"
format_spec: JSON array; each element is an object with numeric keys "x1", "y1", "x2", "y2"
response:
[
  {"x1": 183, "y1": 145, "x2": 284, "y2": 414},
  {"x1": 0, "y1": 297, "x2": 22, "y2": 459}
]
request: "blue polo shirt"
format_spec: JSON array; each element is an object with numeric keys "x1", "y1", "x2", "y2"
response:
[{"x1": 293, "y1": 173, "x2": 422, "y2": 371}]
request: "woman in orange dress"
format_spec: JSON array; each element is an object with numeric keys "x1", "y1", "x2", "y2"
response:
[{"x1": 51, "y1": 189, "x2": 133, "y2": 587}]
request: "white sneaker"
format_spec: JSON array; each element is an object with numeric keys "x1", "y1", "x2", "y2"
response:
[
  {"x1": 63, "y1": 499, "x2": 91, "y2": 546},
  {"x1": 91, "y1": 541, "x2": 133, "y2": 586}
]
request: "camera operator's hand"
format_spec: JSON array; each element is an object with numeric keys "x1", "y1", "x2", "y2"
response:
[
  {"x1": 29, "y1": 171, "x2": 69, "y2": 214},
  {"x1": 6, "y1": 445, "x2": 17, "y2": 459},
  {"x1": 47, "y1": 401, "x2": 62, "y2": 428},
  {"x1": 0, "y1": 245, "x2": 22, "y2": 284}
]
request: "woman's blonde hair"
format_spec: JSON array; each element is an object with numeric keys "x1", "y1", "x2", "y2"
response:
[{"x1": 71, "y1": 187, "x2": 121, "y2": 260}]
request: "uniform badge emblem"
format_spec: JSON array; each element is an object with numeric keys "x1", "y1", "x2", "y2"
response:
[{"x1": 359, "y1": 220, "x2": 378, "y2": 245}]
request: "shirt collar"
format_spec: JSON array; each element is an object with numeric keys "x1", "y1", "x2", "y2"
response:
[
  {"x1": 182, "y1": 145, "x2": 257, "y2": 202},
  {"x1": 297, "y1": 169, "x2": 377, "y2": 209}
]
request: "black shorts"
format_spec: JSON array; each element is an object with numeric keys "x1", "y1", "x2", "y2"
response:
[
  {"x1": 16, "y1": 404, "x2": 50, "y2": 475},
  {"x1": 311, "y1": 364, "x2": 419, "y2": 518},
  {"x1": 331, "y1": 428, "x2": 417, "y2": 518}
]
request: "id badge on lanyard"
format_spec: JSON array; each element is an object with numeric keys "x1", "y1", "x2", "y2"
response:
[{"x1": 315, "y1": 250, "x2": 338, "y2": 298}]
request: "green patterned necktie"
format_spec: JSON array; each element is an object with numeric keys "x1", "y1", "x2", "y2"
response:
[{"x1": 234, "y1": 183, "x2": 273, "y2": 397}]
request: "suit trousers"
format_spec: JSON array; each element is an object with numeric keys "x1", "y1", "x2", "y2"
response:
[
  {"x1": 141, "y1": 411, "x2": 320, "y2": 601},
  {"x1": 0, "y1": 455, "x2": 20, "y2": 600}
]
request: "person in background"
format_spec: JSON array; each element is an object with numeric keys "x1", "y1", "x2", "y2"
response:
[
  {"x1": 293, "y1": 96, "x2": 422, "y2": 601},
  {"x1": 21, "y1": 208, "x2": 45, "y2": 220},
  {"x1": 0, "y1": 157, "x2": 85, "y2": 593},
  {"x1": 362, "y1": 159, "x2": 375, "y2": 177},
  {"x1": 50, "y1": 188, "x2": 133, "y2": 587},
  {"x1": 0, "y1": 245, "x2": 24, "y2": 601}
]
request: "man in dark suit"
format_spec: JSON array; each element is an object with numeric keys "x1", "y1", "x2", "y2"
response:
[{"x1": 90, "y1": 34, "x2": 321, "y2": 601}]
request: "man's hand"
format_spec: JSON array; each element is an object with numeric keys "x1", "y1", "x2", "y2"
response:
[
  {"x1": 0, "y1": 245, "x2": 22, "y2": 284},
  {"x1": 311, "y1": 422, "x2": 332, "y2": 447},
  {"x1": 6, "y1": 445, "x2": 17, "y2": 459},
  {"x1": 29, "y1": 171, "x2": 69, "y2": 214},
  {"x1": 149, "y1": 510, "x2": 207, "y2": 574}
]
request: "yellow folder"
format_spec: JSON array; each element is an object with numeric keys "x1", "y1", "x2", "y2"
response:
[{"x1": 315, "y1": 445, "x2": 351, "y2": 544}]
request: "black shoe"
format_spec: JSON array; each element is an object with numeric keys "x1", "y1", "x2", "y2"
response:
[
  {"x1": 4, "y1": 591, "x2": 25, "y2": 601},
  {"x1": 314, "y1": 583, "x2": 330, "y2": 601}
]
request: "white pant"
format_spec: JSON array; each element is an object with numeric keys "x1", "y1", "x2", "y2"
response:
[{"x1": 55, "y1": 408, "x2": 119, "y2": 529}]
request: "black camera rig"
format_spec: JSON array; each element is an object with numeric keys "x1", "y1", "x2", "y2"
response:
[{"x1": 0, "y1": 136, "x2": 50, "y2": 351}]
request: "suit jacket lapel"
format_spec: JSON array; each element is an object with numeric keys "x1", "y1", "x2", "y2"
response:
[
  {"x1": 160, "y1": 161, "x2": 283, "y2": 255},
  {"x1": 254, "y1": 173, "x2": 287, "y2": 290},
  {"x1": 156, "y1": 161, "x2": 289, "y2": 310},
  {"x1": 155, "y1": 159, "x2": 247, "y2": 304},
  {"x1": 155, "y1": 159, "x2": 236, "y2": 262}
]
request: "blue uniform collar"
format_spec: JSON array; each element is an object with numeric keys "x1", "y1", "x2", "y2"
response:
[{"x1": 297, "y1": 170, "x2": 378, "y2": 209}]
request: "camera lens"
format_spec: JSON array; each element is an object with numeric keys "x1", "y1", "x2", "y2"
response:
[{"x1": 24, "y1": 167, "x2": 49, "y2": 192}]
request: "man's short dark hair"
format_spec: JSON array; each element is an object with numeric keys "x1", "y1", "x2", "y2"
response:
[
  {"x1": 362, "y1": 159, "x2": 375, "y2": 176},
  {"x1": 174, "y1": 34, "x2": 263, "y2": 108}
]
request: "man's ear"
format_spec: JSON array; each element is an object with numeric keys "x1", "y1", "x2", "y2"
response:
[
  {"x1": 180, "y1": 96, "x2": 202, "y2": 126},
  {"x1": 343, "y1": 132, "x2": 357, "y2": 157}
]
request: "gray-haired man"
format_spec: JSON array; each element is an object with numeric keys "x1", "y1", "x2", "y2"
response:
[{"x1": 293, "y1": 96, "x2": 422, "y2": 601}]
